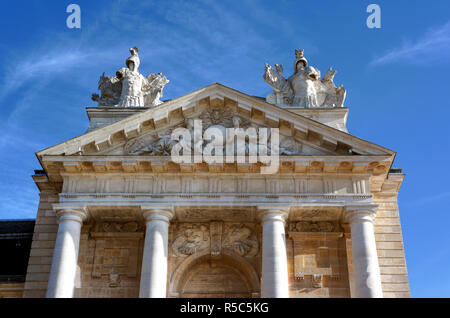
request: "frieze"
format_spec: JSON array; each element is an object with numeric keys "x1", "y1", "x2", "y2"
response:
[
  {"x1": 176, "y1": 208, "x2": 254, "y2": 222},
  {"x1": 92, "y1": 221, "x2": 143, "y2": 233},
  {"x1": 296, "y1": 210, "x2": 338, "y2": 221},
  {"x1": 289, "y1": 221, "x2": 339, "y2": 232},
  {"x1": 61, "y1": 176, "x2": 369, "y2": 196}
]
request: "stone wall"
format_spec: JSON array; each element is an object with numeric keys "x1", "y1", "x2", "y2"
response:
[
  {"x1": 287, "y1": 234, "x2": 351, "y2": 297},
  {"x1": 23, "y1": 192, "x2": 58, "y2": 298},
  {"x1": 373, "y1": 195, "x2": 410, "y2": 297},
  {"x1": 0, "y1": 283, "x2": 25, "y2": 298},
  {"x1": 74, "y1": 225, "x2": 143, "y2": 297}
]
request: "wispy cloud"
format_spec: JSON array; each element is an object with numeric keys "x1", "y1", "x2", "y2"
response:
[
  {"x1": 0, "y1": 47, "x2": 124, "y2": 101},
  {"x1": 371, "y1": 20, "x2": 450, "y2": 65},
  {"x1": 0, "y1": 0, "x2": 300, "y2": 102},
  {"x1": 402, "y1": 190, "x2": 450, "y2": 208}
]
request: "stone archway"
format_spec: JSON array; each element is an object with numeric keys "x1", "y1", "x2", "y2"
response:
[{"x1": 169, "y1": 249, "x2": 260, "y2": 298}]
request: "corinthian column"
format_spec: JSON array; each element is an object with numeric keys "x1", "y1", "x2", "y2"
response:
[
  {"x1": 46, "y1": 207, "x2": 87, "y2": 298},
  {"x1": 139, "y1": 207, "x2": 174, "y2": 298},
  {"x1": 345, "y1": 205, "x2": 383, "y2": 298},
  {"x1": 258, "y1": 207, "x2": 290, "y2": 298}
]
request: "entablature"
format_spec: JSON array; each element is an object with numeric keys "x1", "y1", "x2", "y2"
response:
[{"x1": 52, "y1": 202, "x2": 376, "y2": 224}]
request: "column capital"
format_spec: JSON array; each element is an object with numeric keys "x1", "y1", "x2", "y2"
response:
[
  {"x1": 343, "y1": 205, "x2": 378, "y2": 224},
  {"x1": 257, "y1": 206, "x2": 290, "y2": 224},
  {"x1": 52, "y1": 204, "x2": 87, "y2": 224},
  {"x1": 140, "y1": 206, "x2": 174, "y2": 223}
]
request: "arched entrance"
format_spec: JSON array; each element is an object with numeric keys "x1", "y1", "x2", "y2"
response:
[{"x1": 169, "y1": 250, "x2": 260, "y2": 298}]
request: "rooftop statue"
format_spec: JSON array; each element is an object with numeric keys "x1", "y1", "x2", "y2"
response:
[
  {"x1": 92, "y1": 47, "x2": 169, "y2": 107},
  {"x1": 263, "y1": 49, "x2": 346, "y2": 108}
]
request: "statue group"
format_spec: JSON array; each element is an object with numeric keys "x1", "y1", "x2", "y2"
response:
[
  {"x1": 92, "y1": 47, "x2": 345, "y2": 109},
  {"x1": 92, "y1": 47, "x2": 169, "y2": 107},
  {"x1": 263, "y1": 49, "x2": 346, "y2": 108}
]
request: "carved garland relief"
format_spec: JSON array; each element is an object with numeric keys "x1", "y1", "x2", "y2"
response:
[
  {"x1": 289, "y1": 221, "x2": 338, "y2": 232},
  {"x1": 172, "y1": 223, "x2": 210, "y2": 256},
  {"x1": 171, "y1": 222, "x2": 259, "y2": 257}
]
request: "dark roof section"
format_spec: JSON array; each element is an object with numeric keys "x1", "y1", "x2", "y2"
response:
[
  {"x1": 0, "y1": 220, "x2": 35, "y2": 235},
  {"x1": 0, "y1": 220, "x2": 35, "y2": 283}
]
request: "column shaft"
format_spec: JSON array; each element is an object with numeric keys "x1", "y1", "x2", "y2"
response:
[
  {"x1": 348, "y1": 210, "x2": 383, "y2": 298},
  {"x1": 46, "y1": 211, "x2": 85, "y2": 298},
  {"x1": 139, "y1": 210, "x2": 172, "y2": 298},
  {"x1": 261, "y1": 211, "x2": 289, "y2": 298}
]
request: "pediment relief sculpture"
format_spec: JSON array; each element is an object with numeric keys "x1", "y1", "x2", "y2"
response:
[
  {"x1": 92, "y1": 47, "x2": 169, "y2": 107},
  {"x1": 122, "y1": 108, "x2": 308, "y2": 156},
  {"x1": 264, "y1": 49, "x2": 346, "y2": 108},
  {"x1": 124, "y1": 127, "x2": 180, "y2": 155}
]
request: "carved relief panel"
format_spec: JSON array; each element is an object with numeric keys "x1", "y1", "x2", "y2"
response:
[
  {"x1": 89, "y1": 222, "x2": 144, "y2": 286},
  {"x1": 170, "y1": 221, "x2": 260, "y2": 258},
  {"x1": 172, "y1": 223, "x2": 210, "y2": 256},
  {"x1": 288, "y1": 218, "x2": 349, "y2": 295},
  {"x1": 222, "y1": 224, "x2": 259, "y2": 257}
]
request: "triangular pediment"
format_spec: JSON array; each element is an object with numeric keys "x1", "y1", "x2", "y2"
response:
[
  {"x1": 37, "y1": 83, "x2": 394, "y2": 161},
  {"x1": 95, "y1": 103, "x2": 336, "y2": 157}
]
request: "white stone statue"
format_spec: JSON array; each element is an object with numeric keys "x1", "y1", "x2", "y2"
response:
[
  {"x1": 92, "y1": 47, "x2": 169, "y2": 107},
  {"x1": 116, "y1": 47, "x2": 146, "y2": 107},
  {"x1": 263, "y1": 49, "x2": 346, "y2": 108}
]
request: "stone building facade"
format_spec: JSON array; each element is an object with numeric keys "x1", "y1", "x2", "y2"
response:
[{"x1": 18, "y1": 49, "x2": 409, "y2": 298}]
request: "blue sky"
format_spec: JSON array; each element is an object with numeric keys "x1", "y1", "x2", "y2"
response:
[{"x1": 0, "y1": 0, "x2": 449, "y2": 297}]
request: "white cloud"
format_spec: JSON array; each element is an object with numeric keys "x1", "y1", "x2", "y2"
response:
[
  {"x1": 371, "y1": 21, "x2": 450, "y2": 65},
  {"x1": 1, "y1": 50, "x2": 85, "y2": 99}
]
